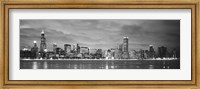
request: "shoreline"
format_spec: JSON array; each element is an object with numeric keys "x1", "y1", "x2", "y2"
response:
[{"x1": 20, "y1": 58, "x2": 179, "y2": 61}]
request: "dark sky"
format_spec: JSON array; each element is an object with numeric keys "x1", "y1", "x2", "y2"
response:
[{"x1": 20, "y1": 20, "x2": 180, "y2": 52}]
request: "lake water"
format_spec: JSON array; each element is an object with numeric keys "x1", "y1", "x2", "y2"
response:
[{"x1": 20, "y1": 59, "x2": 180, "y2": 69}]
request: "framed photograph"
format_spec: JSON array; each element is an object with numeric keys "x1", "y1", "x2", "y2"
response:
[{"x1": 0, "y1": 0, "x2": 199, "y2": 89}]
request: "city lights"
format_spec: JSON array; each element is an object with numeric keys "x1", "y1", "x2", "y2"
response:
[{"x1": 20, "y1": 31, "x2": 179, "y2": 60}]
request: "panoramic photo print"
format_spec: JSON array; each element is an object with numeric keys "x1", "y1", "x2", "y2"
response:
[{"x1": 20, "y1": 20, "x2": 180, "y2": 69}]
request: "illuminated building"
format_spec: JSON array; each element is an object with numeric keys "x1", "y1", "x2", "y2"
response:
[
  {"x1": 114, "y1": 48, "x2": 122, "y2": 59},
  {"x1": 64, "y1": 44, "x2": 71, "y2": 53},
  {"x1": 80, "y1": 47, "x2": 89, "y2": 54},
  {"x1": 105, "y1": 49, "x2": 113, "y2": 59},
  {"x1": 122, "y1": 37, "x2": 129, "y2": 59},
  {"x1": 140, "y1": 49, "x2": 145, "y2": 59},
  {"x1": 96, "y1": 49, "x2": 103, "y2": 59},
  {"x1": 31, "y1": 41, "x2": 39, "y2": 58},
  {"x1": 144, "y1": 50, "x2": 148, "y2": 59},
  {"x1": 39, "y1": 30, "x2": 47, "y2": 58},
  {"x1": 80, "y1": 47, "x2": 89, "y2": 58},
  {"x1": 89, "y1": 49, "x2": 97, "y2": 59},
  {"x1": 55, "y1": 48, "x2": 61, "y2": 55},
  {"x1": 40, "y1": 30, "x2": 47, "y2": 52},
  {"x1": 122, "y1": 37, "x2": 128, "y2": 52},
  {"x1": 129, "y1": 50, "x2": 137, "y2": 59},
  {"x1": 31, "y1": 41, "x2": 39, "y2": 52},
  {"x1": 75, "y1": 44, "x2": 80, "y2": 54},
  {"x1": 149, "y1": 45, "x2": 155, "y2": 59},
  {"x1": 71, "y1": 44, "x2": 76, "y2": 51},
  {"x1": 110, "y1": 48, "x2": 115, "y2": 57},
  {"x1": 89, "y1": 49, "x2": 97, "y2": 54},
  {"x1": 118, "y1": 44, "x2": 123, "y2": 51},
  {"x1": 172, "y1": 49, "x2": 177, "y2": 58}
]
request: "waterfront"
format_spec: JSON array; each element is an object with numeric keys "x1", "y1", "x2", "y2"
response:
[
  {"x1": 20, "y1": 20, "x2": 180, "y2": 69},
  {"x1": 20, "y1": 59, "x2": 180, "y2": 69}
]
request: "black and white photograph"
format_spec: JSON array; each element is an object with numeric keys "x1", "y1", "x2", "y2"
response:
[{"x1": 20, "y1": 20, "x2": 180, "y2": 69}]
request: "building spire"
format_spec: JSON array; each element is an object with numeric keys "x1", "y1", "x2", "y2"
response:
[{"x1": 149, "y1": 45, "x2": 153, "y2": 47}]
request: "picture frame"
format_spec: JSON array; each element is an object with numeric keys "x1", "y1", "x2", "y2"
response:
[{"x1": 0, "y1": 0, "x2": 199, "y2": 89}]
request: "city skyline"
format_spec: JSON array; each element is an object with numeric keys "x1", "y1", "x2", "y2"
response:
[{"x1": 20, "y1": 20, "x2": 180, "y2": 51}]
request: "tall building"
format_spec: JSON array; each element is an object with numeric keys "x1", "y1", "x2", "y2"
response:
[
  {"x1": 76, "y1": 44, "x2": 80, "y2": 54},
  {"x1": 172, "y1": 49, "x2": 177, "y2": 58},
  {"x1": 55, "y1": 47, "x2": 61, "y2": 55},
  {"x1": 31, "y1": 41, "x2": 39, "y2": 58},
  {"x1": 96, "y1": 49, "x2": 103, "y2": 59},
  {"x1": 40, "y1": 30, "x2": 47, "y2": 52},
  {"x1": 129, "y1": 50, "x2": 137, "y2": 59},
  {"x1": 149, "y1": 45, "x2": 155, "y2": 59},
  {"x1": 114, "y1": 48, "x2": 122, "y2": 59},
  {"x1": 118, "y1": 44, "x2": 123, "y2": 51},
  {"x1": 71, "y1": 44, "x2": 76, "y2": 52},
  {"x1": 89, "y1": 49, "x2": 97, "y2": 54},
  {"x1": 158, "y1": 46, "x2": 167, "y2": 59},
  {"x1": 105, "y1": 49, "x2": 113, "y2": 59},
  {"x1": 122, "y1": 37, "x2": 129, "y2": 59},
  {"x1": 140, "y1": 49, "x2": 145, "y2": 59},
  {"x1": 32, "y1": 41, "x2": 38, "y2": 52},
  {"x1": 89, "y1": 49, "x2": 97, "y2": 58},
  {"x1": 64, "y1": 44, "x2": 71, "y2": 53},
  {"x1": 122, "y1": 37, "x2": 128, "y2": 52},
  {"x1": 149, "y1": 45, "x2": 154, "y2": 52},
  {"x1": 80, "y1": 47, "x2": 89, "y2": 54},
  {"x1": 144, "y1": 50, "x2": 149, "y2": 59}
]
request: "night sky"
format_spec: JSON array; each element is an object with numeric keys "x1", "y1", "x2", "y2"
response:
[{"x1": 20, "y1": 20, "x2": 180, "y2": 52}]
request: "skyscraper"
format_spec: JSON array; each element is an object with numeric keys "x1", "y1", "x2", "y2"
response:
[
  {"x1": 71, "y1": 44, "x2": 76, "y2": 51},
  {"x1": 96, "y1": 49, "x2": 103, "y2": 59},
  {"x1": 122, "y1": 36, "x2": 129, "y2": 59},
  {"x1": 64, "y1": 44, "x2": 71, "y2": 53},
  {"x1": 80, "y1": 47, "x2": 89, "y2": 54},
  {"x1": 158, "y1": 46, "x2": 167, "y2": 59},
  {"x1": 31, "y1": 41, "x2": 39, "y2": 58},
  {"x1": 32, "y1": 41, "x2": 38, "y2": 51},
  {"x1": 118, "y1": 44, "x2": 123, "y2": 51},
  {"x1": 149, "y1": 45, "x2": 155, "y2": 59},
  {"x1": 172, "y1": 49, "x2": 177, "y2": 58},
  {"x1": 76, "y1": 44, "x2": 80, "y2": 54},
  {"x1": 123, "y1": 36, "x2": 128, "y2": 52},
  {"x1": 40, "y1": 30, "x2": 47, "y2": 52},
  {"x1": 105, "y1": 49, "x2": 112, "y2": 59}
]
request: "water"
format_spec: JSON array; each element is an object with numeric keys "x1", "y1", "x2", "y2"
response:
[{"x1": 20, "y1": 59, "x2": 180, "y2": 69}]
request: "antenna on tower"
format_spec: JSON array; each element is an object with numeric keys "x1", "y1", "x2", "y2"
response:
[
  {"x1": 33, "y1": 41, "x2": 37, "y2": 43},
  {"x1": 149, "y1": 45, "x2": 153, "y2": 47}
]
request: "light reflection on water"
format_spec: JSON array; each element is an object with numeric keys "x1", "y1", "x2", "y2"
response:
[
  {"x1": 20, "y1": 59, "x2": 180, "y2": 69},
  {"x1": 33, "y1": 62, "x2": 37, "y2": 69}
]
